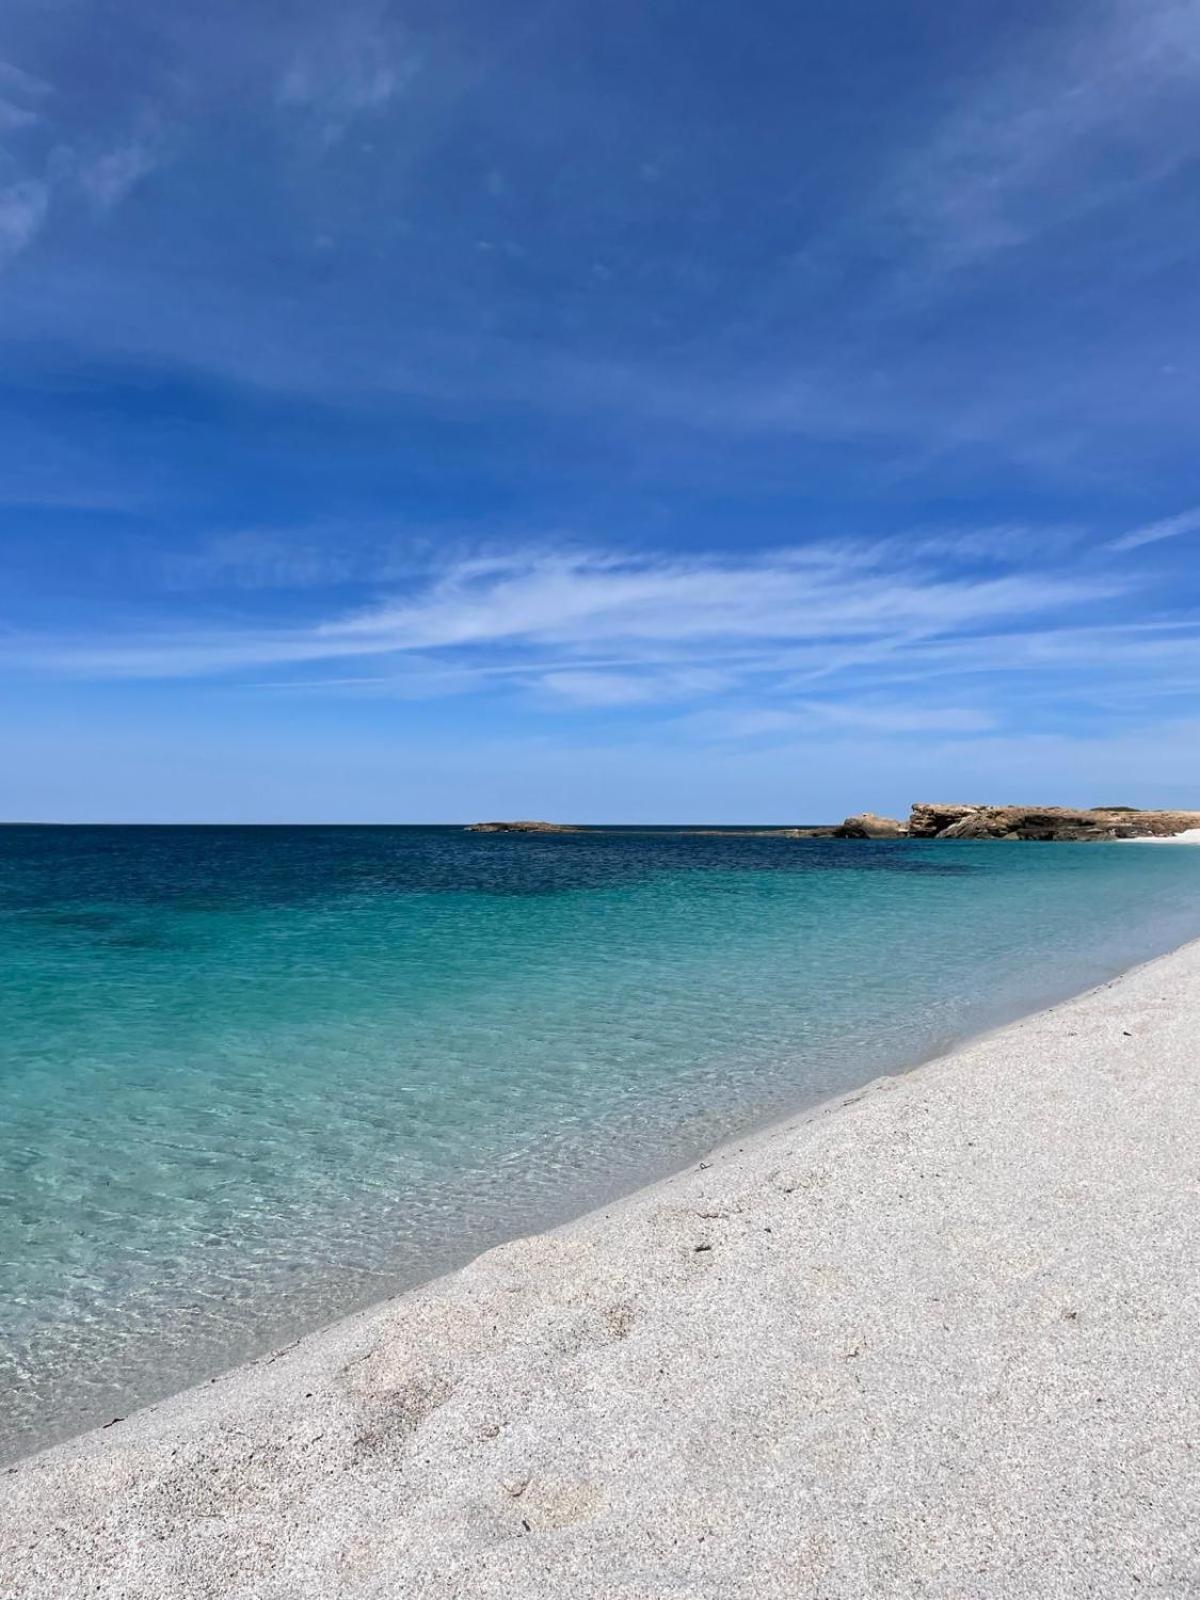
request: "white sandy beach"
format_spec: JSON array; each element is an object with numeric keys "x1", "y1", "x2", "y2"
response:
[{"x1": 5, "y1": 939, "x2": 1200, "y2": 1598}]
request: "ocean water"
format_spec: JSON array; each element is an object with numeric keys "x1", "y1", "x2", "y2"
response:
[{"x1": 4, "y1": 824, "x2": 1200, "y2": 1462}]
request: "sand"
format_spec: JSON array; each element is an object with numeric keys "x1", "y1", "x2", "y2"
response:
[
  {"x1": 5, "y1": 940, "x2": 1200, "y2": 1598},
  {"x1": 1123, "y1": 828, "x2": 1200, "y2": 844}
]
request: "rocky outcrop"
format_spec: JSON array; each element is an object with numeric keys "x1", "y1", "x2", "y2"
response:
[
  {"x1": 462, "y1": 809, "x2": 1200, "y2": 842},
  {"x1": 907, "y1": 804, "x2": 1200, "y2": 842},
  {"x1": 835, "y1": 812, "x2": 908, "y2": 839},
  {"x1": 465, "y1": 820, "x2": 584, "y2": 833}
]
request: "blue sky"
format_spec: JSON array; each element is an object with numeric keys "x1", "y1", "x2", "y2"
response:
[{"x1": 2, "y1": 0, "x2": 1199, "y2": 821}]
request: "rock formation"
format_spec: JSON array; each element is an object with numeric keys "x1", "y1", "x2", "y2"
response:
[
  {"x1": 465, "y1": 820, "x2": 584, "y2": 833},
  {"x1": 835, "y1": 812, "x2": 908, "y2": 839},
  {"x1": 907, "y1": 804, "x2": 1200, "y2": 841},
  {"x1": 461, "y1": 809, "x2": 1200, "y2": 842}
]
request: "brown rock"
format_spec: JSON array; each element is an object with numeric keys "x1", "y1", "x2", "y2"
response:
[
  {"x1": 465, "y1": 821, "x2": 584, "y2": 833},
  {"x1": 835, "y1": 812, "x2": 908, "y2": 839},
  {"x1": 907, "y1": 803, "x2": 1200, "y2": 842}
]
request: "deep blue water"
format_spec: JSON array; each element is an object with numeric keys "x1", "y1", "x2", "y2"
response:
[{"x1": 4, "y1": 824, "x2": 1200, "y2": 1461}]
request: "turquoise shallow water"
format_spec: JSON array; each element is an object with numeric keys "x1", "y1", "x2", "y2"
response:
[{"x1": 3, "y1": 824, "x2": 1200, "y2": 1461}]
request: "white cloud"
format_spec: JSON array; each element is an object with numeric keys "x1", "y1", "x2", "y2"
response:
[
  {"x1": 0, "y1": 58, "x2": 47, "y2": 132},
  {"x1": 1109, "y1": 505, "x2": 1200, "y2": 553},
  {"x1": 0, "y1": 71, "x2": 161, "y2": 269},
  {"x1": 0, "y1": 538, "x2": 1124, "y2": 718},
  {"x1": 275, "y1": 19, "x2": 417, "y2": 139},
  {"x1": 888, "y1": 0, "x2": 1200, "y2": 269},
  {"x1": 0, "y1": 179, "x2": 47, "y2": 263},
  {"x1": 326, "y1": 545, "x2": 1115, "y2": 657},
  {"x1": 278, "y1": 56, "x2": 401, "y2": 115},
  {"x1": 79, "y1": 140, "x2": 159, "y2": 212},
  {"x1": 540, "y1": 666, "x2": 734, "y2": 707},
  {"x1": 539, "y1": 671, "x2": 660, "y2": 707},
  {"x1": 0, "y1": 59, "x2": 49, "y2": 99},
  {"x1": 162, "y1": 528, "x2": 377, "y2": 592},
  {"x1": 0, "y1": 98, "x2": 39, "y2": 132}
]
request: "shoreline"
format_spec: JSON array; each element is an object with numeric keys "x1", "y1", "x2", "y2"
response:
[
  {"x1": 8, "y1": 900, "x2": 1199, "y2": 1470},
  {"x1": 7, "y1": 935, "x2": 1200, "y2": 1596}
]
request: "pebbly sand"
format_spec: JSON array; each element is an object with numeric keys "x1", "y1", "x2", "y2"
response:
[{"x1": 5, "y1": 940, "x2": 1200, "y2": 1598}]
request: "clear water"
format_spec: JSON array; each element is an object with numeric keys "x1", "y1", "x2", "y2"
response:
[{"x1": 3, "y1": 825, "x2": 1200, "y2": 1462}]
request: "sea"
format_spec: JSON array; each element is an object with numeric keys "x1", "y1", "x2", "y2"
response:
[{"x1": 4, "y1": 823, "x2": 1200, "y2": 1461}]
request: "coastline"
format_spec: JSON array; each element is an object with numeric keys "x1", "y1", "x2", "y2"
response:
[
  {"x1": 7, "y1": 936, "x2": 1200, "y2": 1596},
  {"x1": 9, "y1": 830, "x2": 1200, "y2": 1469}
]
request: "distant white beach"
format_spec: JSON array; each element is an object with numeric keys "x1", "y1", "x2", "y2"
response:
[{"x1": 7, "y1": 936, "x2": 1200, "y2": 1597}]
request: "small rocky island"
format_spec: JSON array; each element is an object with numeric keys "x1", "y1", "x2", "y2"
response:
[
  {"x1": 468, "y1": 805, "x2": 1200, "y2": 841},
  {"x1": 465, "y1": 820, "x2": 585, "y2": 833}
]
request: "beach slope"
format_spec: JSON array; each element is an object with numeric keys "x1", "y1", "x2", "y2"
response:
[{"x1": 6, "y1": 942, "x2": 1200, "y2": 1598}]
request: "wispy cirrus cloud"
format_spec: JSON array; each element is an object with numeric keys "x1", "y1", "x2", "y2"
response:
[
  {"x1": 323, "y1": 544, "x2": 1116, "y2": 656},
  {"x1": 10, "y1": 521, "x2": 1197, "y2": 749},
  {"x1": 78, "y1": 139, "x2": 161, "y2": 213},
  {"x1": 0, "y1": 178, "x2": 47, "y2": 264},
  {"x1": 625, "y1": 0, "x2": 1200, "y2": 459},
  {"x1": 0, "y1": 99, "x2": 39, "y2": 133},
  {"x1": 274, "y1": 13, "x2": 420, "y2": 143},
  {"x1": 1109, "y1": 505, "x2": 1200, "y2": 554},
  {"x1": 0, "y1": 143, "x2": 162, "y2": 269},
  {"x1": 0, "y1": 0, "x2": 1195, "y2": 490},
  {"x1": 540, "y1": 667, "x2": 735, "y2": 708},
  {"x1": 0, "y1": 56, "x2": 47, "y2": 133},
  {"x1": 0, "y1": 48, "x2": 162, "y2": 270},
  {"x1": 0, "y1": 538, "x2": 1133, "y2": 738},
  {"x1": 887, "y1": 0, "x2": 1200, "y2": 271},
  {"x1": 160, "y1": 527, "x2": 400, "y2": 592}
]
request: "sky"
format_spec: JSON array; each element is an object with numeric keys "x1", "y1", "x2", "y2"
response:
[{"x1": 1, "y1": 0, "x2": 1199, "y2": 821}]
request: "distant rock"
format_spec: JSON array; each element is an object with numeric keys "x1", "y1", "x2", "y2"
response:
[
  {"x1": 907, "y1": 803, "x2": 1200, "y2": 841},
  {"x1": 835, "y1": 812, "x2": 908, "y2": 839},
  {"x1": 465, "y1": 820, "x2": 584, "y2": 833},
  {"x1": 687, "y1": 827, "x2": 838, "y2": 838}
]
